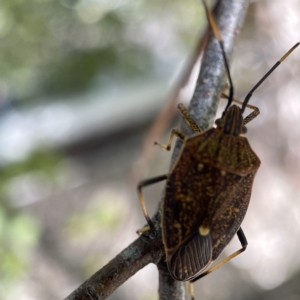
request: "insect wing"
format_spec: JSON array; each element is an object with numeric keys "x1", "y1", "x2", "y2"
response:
[
  {"x1": 163, "y1": 167, "x2": 243, "y2": 280},
  {"x1": 168, "y1": 232, "x2": 212, "y2": 281}
]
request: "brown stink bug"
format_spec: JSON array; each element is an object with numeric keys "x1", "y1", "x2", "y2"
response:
[{"x1": 136, "y1": 0, "x2": 299, "y2": 295}]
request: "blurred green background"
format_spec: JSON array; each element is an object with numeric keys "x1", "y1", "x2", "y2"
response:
[{"x1": 1, "y1": 0, "x2": 300, "y2": 300}]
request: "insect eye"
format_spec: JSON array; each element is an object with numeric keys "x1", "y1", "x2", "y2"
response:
[
  {"x1": 241, "y1": 125, "x2": 247, "y2": 134},
  {"x1": 215, "y1": 118, "x2": 222, "y2": 126}
]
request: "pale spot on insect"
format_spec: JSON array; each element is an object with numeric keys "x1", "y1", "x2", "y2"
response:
[
  {"x1": 199, "y1": 225, "x2": 210, "y2": 236},
  {"x1": 213, "y1": 238, "x2": 222, "y2": 249},
  {"x1": 221, "y1": 170, "x2": 226, "y2": 176},
  {"x1": 197, "y1": 163, "x2": 204, "y2": 171}
]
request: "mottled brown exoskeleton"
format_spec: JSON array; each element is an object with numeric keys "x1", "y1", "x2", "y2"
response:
[
  {"x1": 138, "y1": 99, "x2": 261, "y2": 284},
  {"x1": 137, "y1": 0, "x2": 299, "y2": 295}
]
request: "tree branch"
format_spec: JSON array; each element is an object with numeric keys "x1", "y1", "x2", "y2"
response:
[
  {"x1": 64, "y1": 0, "x2": 249, "y2": 299},
  {"x1": 184, "y1": 0, "x2": 250, "y2": 135},
  {"x1": 65, "y1": 230, "x2": 164, "y2": 300}
]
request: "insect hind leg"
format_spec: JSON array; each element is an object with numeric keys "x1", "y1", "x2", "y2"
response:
[
  {"x1": 188, "y1": 282, "x2": 195, "y2": 300},
  {"x1": 191, "y1": 227, "x2": 248, "y2": 282},
  {"x1": 177, "y1": 103, "x2": 202, "y2": 133}
]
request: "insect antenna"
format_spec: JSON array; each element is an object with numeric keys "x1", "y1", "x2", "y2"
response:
[
  {"x1": 201, "y1": 0, "x2": 234, "y2": 112},
  {"x1": 241, "y1": 42, "x2": 300, "y2": 113}
]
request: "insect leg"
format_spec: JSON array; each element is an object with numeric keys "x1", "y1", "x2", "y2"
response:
[
  {"x1": 154, "y1": 102, "x2": 203, "y2": 151},
  {"x1": 188, "y1": 281, "x2": 195, "y2": 300},
  {"x1": 137, "y1": 174, "x2": 168, "y2": 234},
  {"x1": 242, "y1": 104, "x2": 260, "y2": 125},
  {"x1": 191, "y1": 227, "x2": 248, "y2": 282},
  {"x1": 177, "y1": 103, "x2": 202, "y2": 133},
  {"x1": 154, "y1": 128, "x2": 186, "y2": 151},
  {"x1": 221, "y1": 93, "x2": 260, "y2": 125}
]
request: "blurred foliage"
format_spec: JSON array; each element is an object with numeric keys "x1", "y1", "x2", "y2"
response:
[
  {"x1": 0, "y1": 211, "x2": 38, "y2": 286},
  {"x1": 43, "y1": 44, "x2": 153, "y2": 96},
  {"x1": 66, "y1": 192, "x2": 123, "y2": 241},
  {"x1": 0, "y1": 0, "x2": 204, "y2": 103},
  {"x1": 66, "y1": 191, "x2": 125, "y2": 276},
  {"x1": 0, "y1": 149, "x2": 61, "y2": 182},
  {"x1": 0, "y1": 149, "x2": 62, "y2": 289},
  {"x1": 0, "y1": 0, "x2": 155, "y2": 100}
]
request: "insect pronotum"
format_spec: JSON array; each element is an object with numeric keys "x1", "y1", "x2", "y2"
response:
[{"x1": 137, "y1": 1, "x2": 299, "y2": 298}]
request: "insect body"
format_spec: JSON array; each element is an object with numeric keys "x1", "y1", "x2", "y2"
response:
[
  {"x1": 137, "y1": 100, "x2": 261, "y2": 281},
  {"x1": 162, "y1": 103, "x2": 260, "y2": 281},
  {"x1": 137, "y1": 0, "x2": 299, "y2": 289}
]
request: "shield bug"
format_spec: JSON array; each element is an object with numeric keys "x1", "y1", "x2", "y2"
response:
[{"x1": 137, "y1": 0, "x2": 299, "y2": 294}]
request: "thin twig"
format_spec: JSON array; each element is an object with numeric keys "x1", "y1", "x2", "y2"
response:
[{"x1": 64, "y1": 0, "x2": 249, "y2": 299}]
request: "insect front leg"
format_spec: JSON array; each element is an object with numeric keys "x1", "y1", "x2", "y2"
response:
[
  {"x1": 177, "y1": 103, "x2": 202, "y2": 133},
  {"x1": 137, "y1": 174, "x2": 168, "y2": 234},
  {"x1": 154, "y1": 128, "x2": 186, "y2": 151},
  {"x1": 191, "y1": 227, "x2": 248, "y2": 282},
  {"x1": 242, "y1": 103, "x2": 260, "y2": 125}
]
